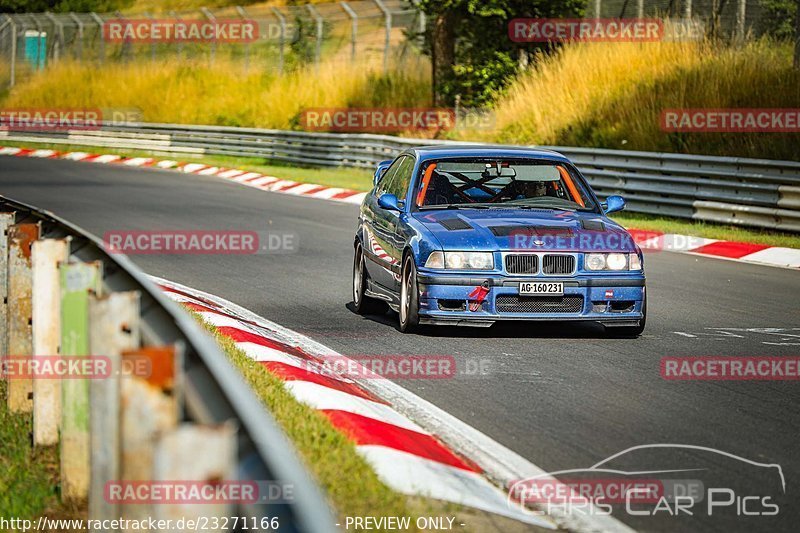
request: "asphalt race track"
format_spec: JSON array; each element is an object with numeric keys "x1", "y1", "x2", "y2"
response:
[{"x1": 2, "y1": 156, "x2": 798, "y2": 532}]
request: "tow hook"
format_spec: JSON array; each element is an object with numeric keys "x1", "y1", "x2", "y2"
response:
[{"x1": 468, "y1": 281, "x2": 490, "y2": 312}]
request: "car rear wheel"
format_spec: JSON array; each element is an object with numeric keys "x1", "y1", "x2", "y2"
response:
[
  {"x1": 353, "y1": 243, "x2": 387, "y2": 315},
  {"x1": 399, "y1": 254, "x2": 420, "y2": 333}
]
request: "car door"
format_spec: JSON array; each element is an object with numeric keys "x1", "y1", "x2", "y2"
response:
[
  {"x1": 380, "y1": 155, "x2": 416, "y2": 292},
  {"x1": 363, "y1": 156, "x2": 406, "y2": 289}
]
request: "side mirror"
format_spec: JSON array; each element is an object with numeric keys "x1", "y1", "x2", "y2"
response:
[
  {"x1": 378, "y1": 193, "x2": 402, "y2": 212},
  {"x1": 604, "y1": 195, "x2": 626, "y2": 214},
  {"x1": 374, "y1": 160, "x2": 393, "y2": 186}
]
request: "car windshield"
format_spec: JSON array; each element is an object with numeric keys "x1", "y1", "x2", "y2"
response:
[{"x1": 415, "y1": 158, "x2": 597, "y2": 212}]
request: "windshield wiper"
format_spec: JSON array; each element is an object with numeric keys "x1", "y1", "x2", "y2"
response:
[{"x1": 419, "y1": 204, "x2": 490, "y2": 210}]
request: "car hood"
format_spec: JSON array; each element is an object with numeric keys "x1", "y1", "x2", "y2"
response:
[{"x1": 413, "y1": 208, "x2": 637, "y2": 252}]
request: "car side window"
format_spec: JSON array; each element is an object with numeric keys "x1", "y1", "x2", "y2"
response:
[
  {"x1": 376, "y1": 156, "x2": 405, "y2": 196},
  {"x1": 385, "y1": 156, "x2": 414, "y2": 201}
]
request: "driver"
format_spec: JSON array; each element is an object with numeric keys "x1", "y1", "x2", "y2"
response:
[{"x1": 515, "y1": 180, "x2": 549, "y2": 199}]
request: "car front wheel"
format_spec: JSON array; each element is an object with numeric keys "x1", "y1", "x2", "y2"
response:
[{"x1": 399, "y1": 254, "x2": 420, "y2": 333}]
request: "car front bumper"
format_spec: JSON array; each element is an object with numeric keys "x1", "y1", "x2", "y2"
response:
[{"x1": 416, "y1": 273, "x2": 645, "y2": 327}]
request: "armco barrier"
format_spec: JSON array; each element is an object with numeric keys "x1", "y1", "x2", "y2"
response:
[
  {"x1": 0, "y1": 195, "x2": 336, "y2": 532},
  {"x1": 2, "y1": 122, "x2": 800, "y2": 232}
]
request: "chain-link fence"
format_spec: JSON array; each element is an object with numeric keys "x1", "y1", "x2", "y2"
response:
[
  {"x1": 0, "y1": 0, "x2": 787, "y2": 91},
  {"x1": 0, "y1": 1, "x2": 425, "y2": 89},
  {"x1": 594, "y1": 0, "x2": 779, "y2": 39}
]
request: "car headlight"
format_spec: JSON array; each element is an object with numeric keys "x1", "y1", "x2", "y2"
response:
[
  {"x1": 584, "y1": 253, "x2": 641, "y2": 271},
  {"x1": 585, "y1": 253, "x2": 607, "y2": 271},
  {"x1": 425, "y1": 251, "x2": 493, "y2": 270}
]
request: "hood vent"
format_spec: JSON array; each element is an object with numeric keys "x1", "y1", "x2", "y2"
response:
[
  {"x1": 439, "y1": 218, "x2": 473, "y2": 231},
  {"x1": 581, "y1": 219, "x2": 606, "y2": 231},
  {"x1": 489, "y1": 225, "x2": 574, "y2": 237}
]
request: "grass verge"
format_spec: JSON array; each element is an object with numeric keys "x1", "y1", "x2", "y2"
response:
[
  {"x1": 0, "y1": 381, "x2": 83, "y2": 527},
  {"x1": 2, "y1": 139, "x2": 798, "y2": 249}
]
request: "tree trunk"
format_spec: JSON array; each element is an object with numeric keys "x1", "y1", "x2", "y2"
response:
[
  {"x1": 795, "y1": 0, "x2": 800, "y2": 69},
  {"x1": 431, "y1": 11, "x2": 457, "y2": 107}
]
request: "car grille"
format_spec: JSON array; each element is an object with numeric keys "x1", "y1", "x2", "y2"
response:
[
  {"x1": 495, "y1": 295, "x2": 584, "y2": 314},
  {"x1": 542, "y1": 254, "x2": 575, "y2": 275},
  {"x1": 505, "y1": 254, "x2": 539, "y2": 274}
]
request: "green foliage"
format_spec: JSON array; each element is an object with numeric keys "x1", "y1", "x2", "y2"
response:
[
  {"x1": 417, "y1": 0, "x2": 586, "y2": 107},
  {"x1": 0, "y1": 0, "x2": 133, "y2": 12},
  {"x1": 756, "y1": 0, "x2": 797, "y2": 39}
]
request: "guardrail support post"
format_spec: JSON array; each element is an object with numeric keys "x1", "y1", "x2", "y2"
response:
[
  {"x1": 0, "y1": 212, "x2": 15, "y2": 358},
  {"x1": 60, "y1": 260, "x2": 103, "y2": 502},
  {"x1": 121, "y1": 345, "x2": 179, "y2": 523},
  {"x1": 88, "y1": 291, "x2": 141, "y2": 532},
  {"x1": 7, "y1": 223, "x2": 40, "y2": 413},
  {"x1": 153, "y1": 423, "x2": 237, "y2": 522},
  {"x1": 32, "y1": 238, "x2": 69, "y2": 445}
]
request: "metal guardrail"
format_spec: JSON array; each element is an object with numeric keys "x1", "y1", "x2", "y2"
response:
[
  {"x1": 2, "y1": 123, "x2": 800, "y2": 232},
  {"x1": 0, "y1": 194, "x2": 336, "y2": 532}
]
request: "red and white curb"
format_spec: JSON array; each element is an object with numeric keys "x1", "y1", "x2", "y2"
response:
[
  {"x1": 153, "y1": 277, "x2": 562, "y2": 528},
  {"x1": 3, "y1": 144, "x2": 797, "y2": 270},
  {"x1": 630, "y1": 230, "x2": 800, "y2": 269},
  {"x1": 0, "y1": 145, "x2": 367, "y2": 206}
]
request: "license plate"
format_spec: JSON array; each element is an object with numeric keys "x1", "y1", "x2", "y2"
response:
[{"x1": 519, "y1": 282, "x2": 564, "y2": 296}]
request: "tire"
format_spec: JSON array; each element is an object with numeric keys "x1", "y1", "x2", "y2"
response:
[
  {"x1": 606, "y1": 291, "x2": 647, "y2": 337},
  {"x1": 352, "y1": 243, "x2": 387, "y2": 315},
  {"x1": 399, "y1": 253, "x2": 420, "y2": 333}
]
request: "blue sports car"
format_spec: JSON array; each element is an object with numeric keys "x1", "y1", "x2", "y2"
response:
[{"x1": 352, "y1": 145, "x2": 646, "y2": 335}]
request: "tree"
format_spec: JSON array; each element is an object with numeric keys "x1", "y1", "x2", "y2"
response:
[
  {"x1": 417, "y1": 0, "x2": 586, "y2": 107},
  {"x1": 0, "y1": 0, "x2": 133, "y2": 13}
]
